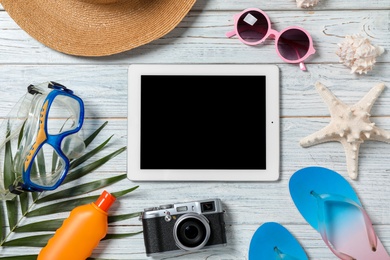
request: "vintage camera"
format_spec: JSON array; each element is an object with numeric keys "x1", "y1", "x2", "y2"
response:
[{"x1": 141, "y1": 198, "x2": 227, "y2": 256}]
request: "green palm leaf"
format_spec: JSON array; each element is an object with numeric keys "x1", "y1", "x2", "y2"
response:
[
  {"x1": 62, "y1": 146, "x2": 126, "y2": 184},
  {"x1": 27, "y1": 186, "x2": 138, "y2": 217},
  {"x1": 0, "y1": 198, "x2": 4, "y2": 242},
  {"x1": 15, "y1": 210, "x2": 141, "y2": 233},
  {"x1": 69, "y1": 135, "x2": 113, "y2": 171},
  {"x1": 103, "y1": 231, "x2": 143, "y2": 240},
  {"x1": 0, "y1": 256, "x2": 38, "y2": 260},
  {"x1": 35, "y1": 174, "x2": 128, "y2": 203},
  {"x1": 19, "y1": 192, "x2": 29, "y2": 215},
  {"x1": 0, "y1": 121, "x2": 142, "y2": 259},
  {"x1": 84, "y1": 121, "x2": 108, "y2": 148},
  {"x1": 4, "y1": 124, "x2": 17, "y2": 235},
  {"x1": 15, "y1": 219, "x2": 65, "y2": 232},
  {"x1": 2, "y1": 234, "x2": 53, "y2": 247},
  {"x1": 108, "y1": 212, "x2": 141, "y2": 223},
  {"x1": 3, "y1": 121, "x2": 14, "y2": 188}
]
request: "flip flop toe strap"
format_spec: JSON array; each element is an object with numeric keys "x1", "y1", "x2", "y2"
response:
[
  {"x1": 274, "y1": 246, "x2": 301, "y2": 260},
  {"x1": 311, "y1": 191, "x2": 378, "y2": 260}
]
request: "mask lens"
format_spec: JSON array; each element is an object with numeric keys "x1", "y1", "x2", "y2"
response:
[
  {"x1": 277, "y1": 28, "x2": 310, "y2": 61},
  {"x1": 29, "y1": 144, "x2": 66, "y2": 188},
  {"x1": 47, "y1": 94, "x2": 82, "y2": 135},
  {"x1": 61, "y1": 134, "x2": 85, "y2": 160},
  {"x1": 237, "y1": 10, "x2": 269, "y2": 43}
]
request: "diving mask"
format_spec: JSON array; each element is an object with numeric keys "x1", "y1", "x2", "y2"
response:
[{"x1": 0, "y1": 82, "x2": 85, "y2": 199}]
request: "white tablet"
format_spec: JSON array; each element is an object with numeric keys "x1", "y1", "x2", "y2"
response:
[{"x1": 127, "y1": 64, "x2": 279, "y2": 181}]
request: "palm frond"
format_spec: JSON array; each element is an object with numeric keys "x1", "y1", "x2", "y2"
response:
[
  {"x1": 27, "y1": 186, "x2": 138, "y2": 217},
  {"x1": 63, "y1": 146, "x2": 126, "y2": 184},
  {"x1": 84, "y1": 121, "x2": 108, "y2": 148},
  {"x1": 103, "y1": 231, "x2": 143, "y2": 240},
  {"x1": 35, "y1": 174, "x2": 128, "y2": 204},
  {"x1": 3, "y1": 121, "x2": 15, "y2": 189},
  {"x1": 69, "y1": 134, "x2": 113, "y2": 171},
  {"x1": 2, "y1": 234, "x2": 53, "y2": 247},
  {"x1": 4, "y1": 125, "x2": 17, "y2": 235},
  {"x1": 0, "y1": 255, "x2": 38, "y2": 260},
  {"x1": 15, "y1": 210, "x2": 141, "y2": 233},
  {"x1": 0, "y1": 121, "x2": 142, "y2": 259},
  {"x1": 0, "y1": 197, "x2": 4, "y2": 242},
  {"x1": 14, "y1": 219, "x2": 65, "y2": 232}
]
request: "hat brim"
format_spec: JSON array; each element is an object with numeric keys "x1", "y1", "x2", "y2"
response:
[{"x1": 1, "y1": 0, "x2": 196, "y2": 56}]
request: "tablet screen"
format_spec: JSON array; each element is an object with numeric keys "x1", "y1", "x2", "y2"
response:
[{"x1": 140, "y1": 75, "x2": 266, "y2": 170}]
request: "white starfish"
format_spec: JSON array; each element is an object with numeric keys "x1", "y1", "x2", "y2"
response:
[{"x1": 300, "y1": 81, "x2": 390, "y2": 180}]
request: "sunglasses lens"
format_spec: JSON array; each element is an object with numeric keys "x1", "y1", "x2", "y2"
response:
[
  {"x1": 277, "y1": 29, "x2": 310, "y2": 61},
  {"x1": 237, "y1": 11, "x2": 269, "y2": 43}
]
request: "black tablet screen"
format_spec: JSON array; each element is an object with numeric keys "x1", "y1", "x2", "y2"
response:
[{"x1": 140, "y1": 75, "x2": 266, "y2": 170}]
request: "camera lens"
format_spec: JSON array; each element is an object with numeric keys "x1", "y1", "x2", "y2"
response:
[
  {"x1": 185, "y1": 224, "x2": 199, "y2": 239},
  {"x1": 179, "y1": 219, "x2": 205, "y2": 246},
  {"x1": 173, "y1": 213, "x2": 211, "y2": 251}
]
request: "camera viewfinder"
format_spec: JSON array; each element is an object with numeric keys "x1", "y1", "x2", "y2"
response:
[
  {"x1": 177, "y1": 206, "x2": 188, "y2": 212},
  {"x1": 201, "y1": 201, "x2": 215, "y2": 213}
]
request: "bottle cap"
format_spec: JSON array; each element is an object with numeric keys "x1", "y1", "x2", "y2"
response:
[{"x1": 94, "y1": 190, "x2": 116, "y2": 212}]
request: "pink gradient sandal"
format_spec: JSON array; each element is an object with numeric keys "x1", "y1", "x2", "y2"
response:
[{"x1": 289, "y1": 166, "x2": 390, "y2": 259}]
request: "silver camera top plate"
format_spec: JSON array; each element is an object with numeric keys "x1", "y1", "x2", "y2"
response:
[{"x1": 142, "y1": 198, "x2": 224, "y2": 220}]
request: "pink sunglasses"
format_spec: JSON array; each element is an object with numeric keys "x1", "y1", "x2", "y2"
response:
[{"x1": 226, "y1": 8, "x2": 316, "y2": 71}]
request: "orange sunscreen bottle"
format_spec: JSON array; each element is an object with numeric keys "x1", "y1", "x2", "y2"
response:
[{"x1": 38, "y1": 190, "x2": 116, "y2": 260}]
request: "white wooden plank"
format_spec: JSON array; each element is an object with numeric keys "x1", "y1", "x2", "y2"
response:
[
  {"x1": 0, "y1": 65, "x2": 128, "y2": 118},
  {"x1": 194, "y1": 1, "x2": 390, "y2": 11},
  {"x1": 0, "y1": 64, "x2": 389, "y2": 119},
  {"x1": 1, "y1": 224, "x2": 389, "y2": 259},
  {"x1": 2, "y1": 1, "x2": 390, "y2": 11},
  {"x1": 0, "y1": 10, "x2": 388, "y2": 64},
  {"x1": 0, "y1": 119, "x2": 389, "y2": 257},
  {"x1": 2, "y1": 118, "x2": 388, "y2": 222},
  {"x1": 0, "y1": 1, "x2": 389, "y2": 259}
]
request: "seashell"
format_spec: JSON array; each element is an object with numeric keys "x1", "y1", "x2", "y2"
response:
[
  {"x1": 336, "y1": 34, "x2": 385, "y2": 74},
  {"x1": 296, "y1": 0, "x2": 319, "y2": 8}
]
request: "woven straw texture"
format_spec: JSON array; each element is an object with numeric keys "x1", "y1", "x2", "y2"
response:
[{"x1": 0, "y1": 0, "x2": 196, "y2": 56}]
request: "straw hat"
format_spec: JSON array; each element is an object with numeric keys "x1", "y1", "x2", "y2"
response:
[{"x1": 0, "y1": 0, "x2": 196, "y2": 57}]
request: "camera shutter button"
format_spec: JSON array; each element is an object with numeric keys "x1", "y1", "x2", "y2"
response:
[
  {"x1": 159, "y1": 204, "x2": 174, "y2": 209},
  {"x1": 164, "y1": 211, "x2": 172, "y2": 222},
  {"x1": 144, "y1": 207, "x2": 158, "y2": 212}
]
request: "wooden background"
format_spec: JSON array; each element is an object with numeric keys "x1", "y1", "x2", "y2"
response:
[{"x1": 0, "y1": 0, "x2": 389, "y2": 259}]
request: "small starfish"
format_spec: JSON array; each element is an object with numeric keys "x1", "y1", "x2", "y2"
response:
[{"x1": 300, "y1": 81, "x2": 390, "y2": 180}]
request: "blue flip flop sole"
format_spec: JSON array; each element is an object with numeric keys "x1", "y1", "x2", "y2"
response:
[{"x1": 249, "y1": 222, "x2": 308, "y2": 260}]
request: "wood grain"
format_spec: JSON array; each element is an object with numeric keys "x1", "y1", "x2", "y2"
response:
[{"x1": 0, "y1": 1, "x2": 389, "y2": 259}]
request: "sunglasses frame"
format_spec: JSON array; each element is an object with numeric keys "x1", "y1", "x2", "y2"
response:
[
  {"x1": 20, "y1": 83, "x2": 84, "y2": 192},
  {"x1": 226, "y1": 8, "x2": 316, "y2": 71}
]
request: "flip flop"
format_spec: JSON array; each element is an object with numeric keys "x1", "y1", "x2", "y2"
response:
[
  {"x1": 289, "y1": 166, "x2": 390, "y2": 259},
  {"x1": 248, "y1": 222, "x2": 308, "y2": 260}
]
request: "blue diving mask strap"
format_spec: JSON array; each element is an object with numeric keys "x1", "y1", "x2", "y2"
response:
[{"x1": 9, "y1": 182, "x2": 27, "y2": 195}]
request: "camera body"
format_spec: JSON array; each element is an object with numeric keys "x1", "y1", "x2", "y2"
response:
[{"x1": 141, "y1": 198, "x2": 227, "y2": 256}]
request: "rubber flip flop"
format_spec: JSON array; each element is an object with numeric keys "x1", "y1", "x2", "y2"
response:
[
  {"x1": 248, "y1": 222, "x2": 308, "y2": 260},
  {"x1": 289, "y1": 166, "x2": 390, "y2": 259}
]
